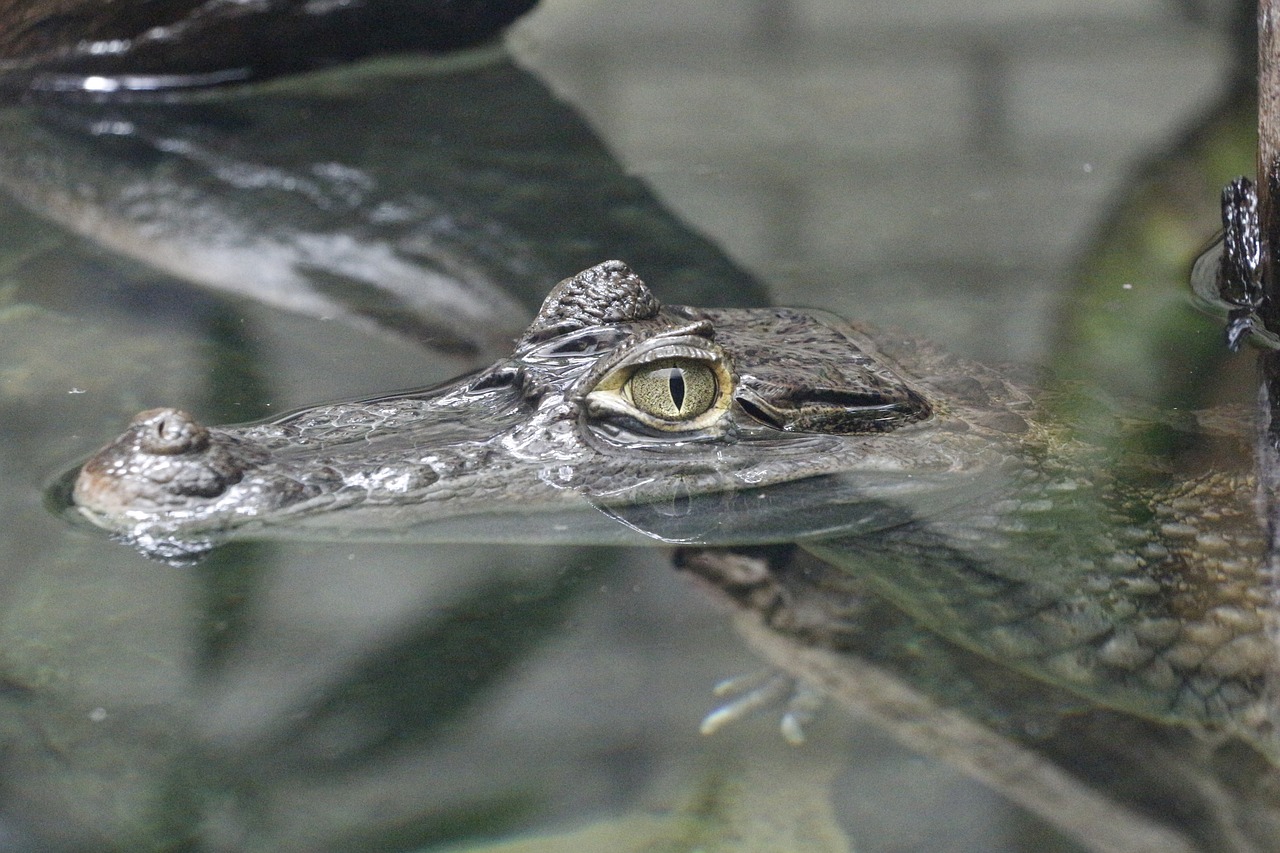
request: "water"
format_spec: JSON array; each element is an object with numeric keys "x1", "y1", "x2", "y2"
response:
[{"x1": 0, "y1": 0, "x2": 1260, "y2": 850}]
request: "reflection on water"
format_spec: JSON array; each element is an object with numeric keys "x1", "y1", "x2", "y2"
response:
[
  {"x1": 0, "y1": 52, "x2": 770, "y2": 364},
  {"x1": 0, "y1": 0, "x2": 1268, "y2": 851}
]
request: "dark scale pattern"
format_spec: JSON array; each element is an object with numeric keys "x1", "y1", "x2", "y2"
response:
[{"x1": 807, "y1": 459, "x2": 1275, "y2": 752}]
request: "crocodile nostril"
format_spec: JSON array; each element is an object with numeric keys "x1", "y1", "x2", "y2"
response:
[{"x1": 133, "y1": 408, "x2": 211, "y2": 456}]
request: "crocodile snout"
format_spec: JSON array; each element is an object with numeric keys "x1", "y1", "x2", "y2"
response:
[{"x1": 73, "y1": 408, "x2": 251, "y2": 519}]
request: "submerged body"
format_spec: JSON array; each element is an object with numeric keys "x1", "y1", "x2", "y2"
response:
[{"x1": 71, "y1": 261, "x2": 1277, "y2": 756}]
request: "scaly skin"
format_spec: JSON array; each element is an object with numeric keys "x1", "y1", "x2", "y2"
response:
[
  {"x1": 71, "y1": 260, "x2": 1019, "y2": 557},
  {"x1": 70, "y1": 260, "x2": 1274, "y2": 754},
  {"x1": 805, "y1": 458, "x2": 1272, "y2": 743}
]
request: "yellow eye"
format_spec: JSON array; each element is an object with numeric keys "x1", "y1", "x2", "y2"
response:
[
  {"x1": 582, "y1": 327, "x2": 734, "y2": 434},
  {"x1": 626, "y1": 359, "x2": 718, "y2": 420}
]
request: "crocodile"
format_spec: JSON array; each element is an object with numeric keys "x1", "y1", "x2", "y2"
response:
[
  {"x1": 70, "y1": 259, "x2": 1008, "y2": 553},
  {"x1": 70, "y1": 259, "x2": 1278, "y2": 762}
]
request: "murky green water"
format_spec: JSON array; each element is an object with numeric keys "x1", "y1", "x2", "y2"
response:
[{"x1": 0, "y1": 1, "x2": 1264, "y2": 851}]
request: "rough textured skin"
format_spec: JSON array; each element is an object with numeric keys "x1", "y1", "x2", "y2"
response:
[
  {"x1": 73, "y1": 261, "x2": 985, "y2": 555},
  {"x1": 676, "y1": 545, "x2": 1279, "y2": 852},
  {"x1": 524, "y1": 259, "x2": 661, "y2": 340},
  {"x1": 70, "y1": 261, "x2": 1276, "y2": 755},
  {"x1": 805, "y1": 465, "x2": 1273, "y2": 740}
]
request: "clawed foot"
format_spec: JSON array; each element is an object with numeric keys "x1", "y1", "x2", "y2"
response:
[{"x1": 700, "y1": 668, "x2": 826, "y2": 746}]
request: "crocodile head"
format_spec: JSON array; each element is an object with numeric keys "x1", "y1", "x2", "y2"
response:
[{"x1": 70, "y1": 261, "x2": 1033, "y2": 560}]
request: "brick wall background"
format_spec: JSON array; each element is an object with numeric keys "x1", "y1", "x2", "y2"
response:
[{"x1": 512, "y1": 0, "x2": 1238, "y2": 363}]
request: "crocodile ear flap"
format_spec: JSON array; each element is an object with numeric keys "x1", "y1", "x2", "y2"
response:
[
  {"x1": 714, "y1": 307, "x2": 934, "y2": 435},
  {"x1": 734, "y1": 377, "x2": 932, "y2": 434},
  {"x1": 523, "y1": 261, "x2": 662, "y2": 342}
]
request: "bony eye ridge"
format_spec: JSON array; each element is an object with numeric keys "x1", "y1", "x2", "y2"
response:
[{"x1": 627, "y1": 359, "x2": 717, "y2": 419}]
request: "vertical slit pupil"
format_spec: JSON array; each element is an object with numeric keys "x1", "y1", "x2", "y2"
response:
[{"x1": 668, "y1": 368, "x2": 686, "y2": 411}]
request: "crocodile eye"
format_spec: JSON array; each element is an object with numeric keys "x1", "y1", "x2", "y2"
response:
[
  {"x1": 583, "y1": 331, "x2": 734, "y2": 435},
  {"x1": 627, "y1": 359, "x2": 717, "y2": 420}
]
